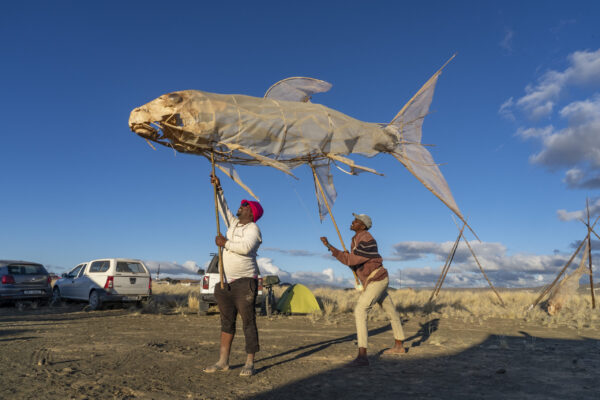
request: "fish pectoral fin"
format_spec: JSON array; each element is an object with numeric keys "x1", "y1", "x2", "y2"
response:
[
  {"x1": 326, "y1": 154, "x2": 383, "y2": 176},
  {"x1": 219, "y1": 143, "x2": 298, "y2": 179},
  {"x1": 264, "y1": 77, "x2": 332, "y2": 103},
  {"x1": 215, "y1": 162, "x2": 260, "y2": 201}
]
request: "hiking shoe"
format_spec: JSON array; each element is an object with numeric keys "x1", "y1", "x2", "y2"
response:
[{"x1": 344, "y1": 357, "x2": 370, "y2": 367}]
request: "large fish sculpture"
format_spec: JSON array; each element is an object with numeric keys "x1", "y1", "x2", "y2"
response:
[{"x1": 129, "y1": 56, "x2": 465, "y2": 224}]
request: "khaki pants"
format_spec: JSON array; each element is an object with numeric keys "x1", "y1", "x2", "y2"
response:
[{"x1": 355, "y1": 277, "x2": 405, "y2": 349}]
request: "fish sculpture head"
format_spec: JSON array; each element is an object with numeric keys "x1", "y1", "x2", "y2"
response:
[
  {"x1": 129, "y1": 92, "x2": 185, "y2": 138},
  {"x1": 129, "y1": 91, "x2": 216, "y2": 152}
]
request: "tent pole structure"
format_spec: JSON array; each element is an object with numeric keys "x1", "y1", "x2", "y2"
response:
[
  {"x1": 451, "y1": 218, "x2": 504, "y2": 306},
  {"x1": 532, "y1": 214, "x2": 600, "y2": 310},
  {"x1": 429, "y1": 250, "x2": 452, "y2": 302},
  {"x1": 429, "y1": 223, "x2": 464, "y2": 302},
  {"x1": 310, "y1": 164, "x2": 360, "y2": 288},
  {"x1": 586, "y1": 199, "x2": 596, "y2": 309},
  {"x1": 211, "y1": 152, "x2": 225, "y2": 289},
  {"x1": 435, "y1": 224, "x2": 464, "y2": 297},
  {"x1": 530, "y1": 232, "x2": 590, "y2": 309},
  {"x1": 462, "y1": 233, "x2": 504, "y2": 306}
]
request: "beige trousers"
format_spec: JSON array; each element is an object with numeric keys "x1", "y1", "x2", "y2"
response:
[{"x1": 355, "y1": 276, "x2": 405, "y2": 348}]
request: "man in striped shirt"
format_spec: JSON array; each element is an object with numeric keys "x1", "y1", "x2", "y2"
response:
[{"x1": 321, "y1": 213, "x2": 406, "y2": 367}]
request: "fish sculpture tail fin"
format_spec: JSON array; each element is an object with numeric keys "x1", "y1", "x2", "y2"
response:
[{"x1": 385, "y1": 54, "x2": 469, "y2": 231}]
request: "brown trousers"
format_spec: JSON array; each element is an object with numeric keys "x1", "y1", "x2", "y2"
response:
[{"x1": 214, "y1": 277, "x2": 259, "y2": 353}]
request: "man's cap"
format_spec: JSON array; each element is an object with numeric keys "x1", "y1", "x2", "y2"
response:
[
  {"x1": 241, "y1": 200, "x2": 264, "y2": 222},
  {"x1": 352, "y1": 213, "x2": 372, "y2": 229}
]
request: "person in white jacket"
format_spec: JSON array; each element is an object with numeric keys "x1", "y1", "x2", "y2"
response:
[{"x1": 204, "y1": 174, "x2": 263, "y2": 377}]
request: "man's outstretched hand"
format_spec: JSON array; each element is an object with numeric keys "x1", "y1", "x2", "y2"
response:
[{"x1": 320, "y1": 237, "x2": 329, "y2": 247}]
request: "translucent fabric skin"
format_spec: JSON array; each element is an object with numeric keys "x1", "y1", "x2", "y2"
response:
[
  {"x1": 129, "y1": 90, "x2": 395, "y2": 160},
  {"x1": 129, "y1": 71, "x2": 464, "y2": 222},
  {"x1": 547, "y1": 242, "x2": 590, "y2": 315}
]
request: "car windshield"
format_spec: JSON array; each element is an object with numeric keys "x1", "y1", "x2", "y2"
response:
[
  {"x1": 8, "y1": 264, "x2": 46, "y2": 275},
  {"x1": 116, "y1": 262, "x2": 145, "y2": 274}
]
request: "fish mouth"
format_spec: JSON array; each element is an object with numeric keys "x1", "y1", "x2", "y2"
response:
[{"x1": 130, "y1": 122, "x2": 159, "y2": 138}]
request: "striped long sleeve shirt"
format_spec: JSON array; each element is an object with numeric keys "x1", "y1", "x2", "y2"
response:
[{"x1": 331, "y1": 231, "x2": 388, "y2": 287}]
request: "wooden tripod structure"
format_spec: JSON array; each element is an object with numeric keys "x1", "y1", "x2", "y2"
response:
[
  {"x1": 429, "y1": 219, "x2": 505, "y2": 306},
  {"x1": 530, "y1": 199, "x2": 597, "y2": 310}
]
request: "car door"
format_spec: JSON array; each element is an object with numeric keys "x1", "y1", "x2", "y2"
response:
[
  {"x1": 61, "y1": 265, "x2": 84, "y2": 298},
  {"x1": 70, "y1": 263, "x2": 90, "y2": 300}
]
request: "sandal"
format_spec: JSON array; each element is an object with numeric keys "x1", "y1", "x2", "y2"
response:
[
  {"x1": 203, "y1": 363, "x2": 229, "y2": 373},
  {"x1": 239, "y1": 364, "x2": 255, "y2": 377}
]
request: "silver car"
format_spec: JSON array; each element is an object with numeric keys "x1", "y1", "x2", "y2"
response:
[
  {"x1": 53, "y1": 258, "x2": 152, "y2": 310},
  {"x1": 0, "y1": 260, "x2": 52, "y2": 306}
]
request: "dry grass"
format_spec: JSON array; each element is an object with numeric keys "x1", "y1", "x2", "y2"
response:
[
  {"x1": 142, "y1": 283, "x2": 200, "y2": 314},
  {"x1": 145, "y1": 283, "x2": 599, "y2": 329},
  {"x1": 307, "y1": 287, "x2": 600, "y2": 330}
]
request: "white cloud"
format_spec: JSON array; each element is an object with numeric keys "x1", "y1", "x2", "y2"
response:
[
  {"x1": 557, "y1": 197, "x2": 600, "y2": 221},
  {"x1": 516, "y1": 125, "x2": 554, "y2": 139},
  {"x1": 510, "y1": 48, "x2": 600, "y2": 119},
  {"x1": 257, "y1": 257, "x2": 351, "y2": 287},
  {"x1": 499, "y1": 97, "x2": 515, "y2": 120},
  {"x1": 144, "y1": 260, "x2": 200, "y2": 277},
  {"x1": 261, "y1": 247, "x2": 326, "y2": 258},
  {"x1": 257, "y1": 257, "x2": 291, "y2": 280},
  {"x1": 526, "y1": 96, "x2": 600, "y2": 185},
  {"x1": 389, "y1": 240, "x2": 595, "y2": 288},
  {"x1": 504, "y1": 49, "x2": 600, "y2": 188},
  {"x1": 500, "y1": 28, "x2": 514, "y2": 52}
]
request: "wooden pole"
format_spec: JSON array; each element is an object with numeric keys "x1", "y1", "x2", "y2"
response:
[
  {"x1": 462, "y1": 233, "x2": 504, "y2": 306},
  {"x1": 530, "y1": 233, "x2": 589, "y2": 309},
  {"x1": 587, "y1": 199, "x2": 596, "y2": 309},
  {"x1": 429, "y1": 224, "x2": 464, "y2": 302},
  {"x1": 451, "y1": 218, "x2": 504, "y2": 305},
  {"x1": 210, "y1": 153, "x2": 225, "y2": 289},
  {"x1": 532, "y1": 214, "x2": 600, "y2": 309},
  {"x1": 310, "y1": 164, "x2": 360, "y2": 288},
  {"x1": 435, "y1": 224, "x2": 465, "y2": 297}
]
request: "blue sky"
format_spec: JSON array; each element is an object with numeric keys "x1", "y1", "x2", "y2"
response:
[{"x1": 2, "y1": 1, "x2": 600, "y2": 288}]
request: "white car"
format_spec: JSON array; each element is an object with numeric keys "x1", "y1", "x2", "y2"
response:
[
  {"x1": 53, "y1": 258, "x2": 151, "y2": 310},
  {"x1": 198, "y1": 254, "x2": 263, "y2": 315}
]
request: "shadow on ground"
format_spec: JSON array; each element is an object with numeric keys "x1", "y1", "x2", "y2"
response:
[{"x1": 247, "y1": 329, "x2": 599, "y2": 400}]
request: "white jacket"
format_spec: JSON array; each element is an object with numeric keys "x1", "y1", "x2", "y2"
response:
[{"x1": 216, "y1": 190, "x2": 262, "y2": 282}]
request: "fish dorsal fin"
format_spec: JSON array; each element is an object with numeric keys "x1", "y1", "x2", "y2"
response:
[{"x1": 264, "y1": 77, "x2": 332, "y2": 103}]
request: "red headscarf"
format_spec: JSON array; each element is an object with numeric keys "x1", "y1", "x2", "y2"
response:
[{"x1": 241, "y1": 200, "x2": 264, "y2": 222}]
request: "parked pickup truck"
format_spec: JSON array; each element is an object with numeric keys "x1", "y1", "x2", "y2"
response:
[
  {"x1": 198, "y1": 254, "x2": 263, "y2": 315},
  {"x1": 53, "y1": 258, "x2": 151, "y2": 310}
]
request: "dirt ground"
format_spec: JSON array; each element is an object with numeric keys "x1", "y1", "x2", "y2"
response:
[{"x1": 1, "y1": 303, "x2": 599, "y2": 400}]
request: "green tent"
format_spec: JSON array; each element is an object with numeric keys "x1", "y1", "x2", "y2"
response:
[{"x1": 276, "y1": 283, "x2": 321, "y2": 314}]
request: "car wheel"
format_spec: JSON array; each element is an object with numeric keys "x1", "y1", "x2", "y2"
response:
[
  {"x1": 51, "y1": 287, "x2": 62, "y2": 306},
  {"x1": 89, "y1": 290, "x2": 102, "y2": 311}
]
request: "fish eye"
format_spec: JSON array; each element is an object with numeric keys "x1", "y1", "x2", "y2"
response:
[{"x1": 165, "y1": 93, "x2": 183, "y2": 105}]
